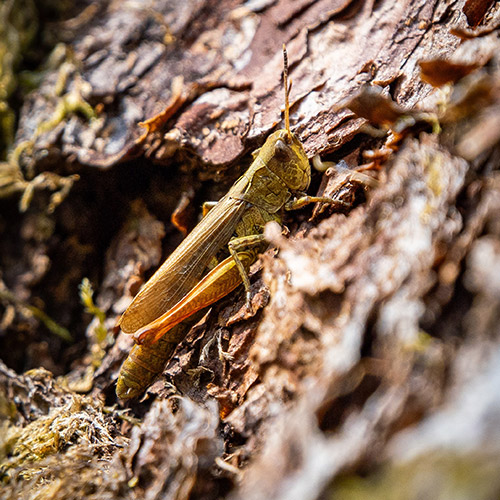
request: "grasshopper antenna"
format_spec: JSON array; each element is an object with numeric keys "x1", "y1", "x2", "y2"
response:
[{"x1": 283, "y1": 44, "x2": 292, "y2": 138}]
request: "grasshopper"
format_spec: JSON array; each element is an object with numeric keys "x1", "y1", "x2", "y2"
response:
[{"x1": 116, "y1": 46, "x2": 345, "y2": 399}]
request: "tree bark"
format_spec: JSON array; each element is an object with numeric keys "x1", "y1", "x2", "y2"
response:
[{"x1": 1, "y1": 0, "x2": 500, "y2": 499}]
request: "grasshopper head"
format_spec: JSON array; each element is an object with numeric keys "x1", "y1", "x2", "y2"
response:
[
  {"x1": 262, "y1": 129, "x2": 311, "y2": 192},
  {"x1": 263, "y1": 45, "x2": 310, "y2": 192}
]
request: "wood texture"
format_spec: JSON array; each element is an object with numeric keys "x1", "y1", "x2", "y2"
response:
[{"x1": 1, "y1": 0, "x2": 500, "y2": 498}]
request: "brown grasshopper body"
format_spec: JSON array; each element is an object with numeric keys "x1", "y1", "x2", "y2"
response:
[{"x1": 116, "y1": 47, "x2": 340, "y2": 399}]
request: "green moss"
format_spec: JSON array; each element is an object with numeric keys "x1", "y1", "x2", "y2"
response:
[
  {"x1": 0, "y1": 0, "x2": 38, "y2": 158},
  {"x1": 329, "y1": 451, "x2": 500, "y2": 500}
]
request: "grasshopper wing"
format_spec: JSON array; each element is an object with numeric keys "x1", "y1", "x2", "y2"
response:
[{"x1": 119, "y1": 195, "x2": 247, "y2": 333}]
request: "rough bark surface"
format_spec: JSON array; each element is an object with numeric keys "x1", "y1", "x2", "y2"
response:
[{"x1": 1, "y1": 0, "x2": 500, "y2": 499}]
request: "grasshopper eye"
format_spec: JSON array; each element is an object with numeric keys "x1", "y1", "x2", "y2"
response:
[{"x1": 275, "y1": 139, "x2": 292, "y2": 161}]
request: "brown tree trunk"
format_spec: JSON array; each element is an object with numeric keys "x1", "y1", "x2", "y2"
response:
[{"x1": 1, "y1": 0, "x2": 500, "y2": 499}]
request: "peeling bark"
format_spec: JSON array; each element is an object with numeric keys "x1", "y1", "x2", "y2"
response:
[{"x1": 1, "y1": 0, "x2": 500, "y2": 499}]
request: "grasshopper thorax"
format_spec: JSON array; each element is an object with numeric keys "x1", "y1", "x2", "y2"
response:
[{"x1": 259, "y1": 129, "x2": 310, "y2": 193}]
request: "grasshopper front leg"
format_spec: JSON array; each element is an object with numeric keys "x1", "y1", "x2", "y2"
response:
[{"x1": 285, "y1": 194, "x2": 349, "y2": 211}]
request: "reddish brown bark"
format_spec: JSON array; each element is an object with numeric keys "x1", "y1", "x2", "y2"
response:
[{"x1": 1, "y1": 1, "x2": 500, "y2": 499}]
